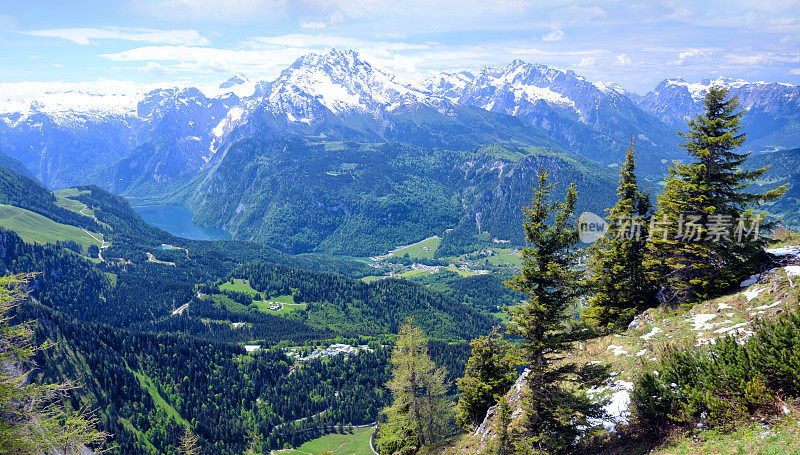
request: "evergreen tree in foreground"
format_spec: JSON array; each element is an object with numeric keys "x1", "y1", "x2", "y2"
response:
[
  {"x1": 584, "y1": 140, "x2": 657, "y2": 326},
  {"x1": 455, "y1": 327, "x2": 517, "y2": 430},
  {"x1": 648, "y1": 87, "x2": 786, "y2": 304},
  {"x1": 178, "y1": 427, "x2": 200, "y2": 455},
  {"x1": 0, "y1": 274, "x2": 107, "y2": 454},
  {"x1": 378, "y1": 322, "x2": 451, "y2": 454},
  {"x1": 505, "y1": 170, "x2": 603, "y2": 453}
]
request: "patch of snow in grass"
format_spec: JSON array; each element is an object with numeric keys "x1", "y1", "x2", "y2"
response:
[
  {"x1": 766, "y1": 246, "x2": 800, "y2": 256},
  {"x1": 742, "y1": 287, "x2": 766, "y2": 301},
  {"x1": 752, "y1": 300, "x2": 782, "y2": 311},
  {"x1": 713, "y1": 322, "x2": 749, "y2": 334},
  {"x1": 635, "y1": 349, "x2": 647, "y2": 356},
  {"x1": 691, "y1": 314, "x2": 717, "y2": 330},
  {"x1": 718, "y1": 302, "x2": 734, "y2": 310},
  {"x1": 696, "y1": 338, "x2": 717, "y2": 346},
  {"x1": 785, "y1": 266, "x2": 800, "y2": 276},
  {"x1": 640, "y1": 327, "x2": 663, "y2": 340},
  {"x1": 602, "y1": 381, "x2": 634, "y2": 432},
  {"x1": 606, "y1": 345, "x2": 628, "y2": 356}
]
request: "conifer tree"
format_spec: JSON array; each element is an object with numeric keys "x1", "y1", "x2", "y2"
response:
[
  {"x1": 504, "y1": 170, "x2": 602, "y2": 453},
  {"x1": 378, "y1": 323, "x2": 451, "y2": 454},
  {"x1": 495, "y1": 396, "x2": 512, "y2": 455},
  {"x1": 178, "y1": 427, "x2": 200, "y2": 455},
  {"x1": 0, "y1": 274, "x2": 108, "y2": 454},
  {"x1": 455, "y1": 327, "x2": 516, "y2": 430},
  {"x1": 584, "y1": 141, "x2": 657, "y2": 326},
  {"x1": 648, "y1": 87, "x2": 787, "y2": 304}
]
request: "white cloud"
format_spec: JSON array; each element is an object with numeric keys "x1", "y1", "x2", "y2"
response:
[
  {"x1": 675, "y1": 48, "x2": 710, "y2": 65},
  {"x1": 541, "y1": 24, "x2": 564, "y2": 42},
  {"x1": 615, "y1": 53, "x2": 631, "y2": 66},
  {"x1": 301, "y1": 22, "x2": 326, "y2": 29},
  {"x1": 0, "y1": 14, "x2": 16, "y2": 31},
  {"x1": 577, "y1": 56, "x2": 596, "y2": 67},
  {"x1": 0, "y1": 79, "x2": 164, "y2": 115},
  {"x1": 98, "y1": 36, "x2": 438, "y2": 81},
  {"x1": 790, "y1": 68, "x2": 800, "y2": 74},
  {"x1": 100, "y1": 45, "x2": 304, "y2": 77},
  {"x1": 248, "y1": 34, "x2": 429, "y2": 52},
  {"x1": 20, "y1": 27, "x2": 210, "y2": 46},
  {"x1": 557, "y1": 5, "x2": 606, "y2": 22},
  {"x1": 131, "y1": 0, "x2": 287, "y2": 19},
  {"x1": 138, "y1": 61, "x2": 175, "y2": 76},
  {"x1": 301, "y1": 0, "x2": 528, "y2": 20}
]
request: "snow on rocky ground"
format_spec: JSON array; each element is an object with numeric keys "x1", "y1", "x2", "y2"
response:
[
  {"x1": 454, "y1": 245, "x2": 800, "y2": 452},
  {"x1": 569, "y1": 245, "x2": 800, "y2": 433}
]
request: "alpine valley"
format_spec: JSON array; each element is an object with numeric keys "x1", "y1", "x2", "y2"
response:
[{"x1": 2, "y1": 40, "x2": 800, "y2": 455}]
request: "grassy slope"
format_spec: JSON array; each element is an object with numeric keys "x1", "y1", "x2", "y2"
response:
[
  {"x1": 444, "y1": 241, "x2": 800, "y2": 454},
  {"x1": 387, "y1": 236, "x2": 442, "y2": 260},
  {"x1": 220, "y1": 279, "x2": 306, "y2": 315},
  {"x1": 130, "y1": 369, "x2": 190, "y2": 427},
  {"x1": 652, "y1": 408, "x2": 800, "y2": 455},
  {"x1": 0, "y1": 204, "x2": 104, "y2": 251},
  {"x1": 277, "y1": 426, "x2": 375, "y2": 455}
]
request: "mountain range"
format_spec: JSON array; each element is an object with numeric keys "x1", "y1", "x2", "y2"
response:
[{"x1": 1, "y1": 48, "x2": 798, "y2": 255}]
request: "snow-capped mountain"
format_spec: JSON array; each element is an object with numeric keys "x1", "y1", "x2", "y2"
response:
[
  {"x1": 1, "y1": 49, "x2": 799, "y2": 193},
  {"x1": 217, "y1": 49, "x2": 557, "y2": 154},
  {"x1": 263, "y1": 48, "x2": 438, "y2": 122},
  {"x1": 423, "y1": 60, "x2": 681, "y2": 169},
  {"x1": 637, "y1": 77, "x2": 800, "y2": 150}
]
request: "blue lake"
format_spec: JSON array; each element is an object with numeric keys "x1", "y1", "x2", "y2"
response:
[{"x1": 132, "y1": 204, "x2": 232, "y2": 241}]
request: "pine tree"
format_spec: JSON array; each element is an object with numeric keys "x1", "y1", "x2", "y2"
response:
[
  {"x1": 648, "y1": 87, "x2": 787, "y2": 304},
  {"x1": 378, "y1": 322, "x2": 451, "y2": 454},
  {"x1": 0, "y1": 274, "x2": 108, "y2": 454},
  {"x1": 495, "y1": 396, "x2": 512, "y2": 455},
  {"x1": 504, "y1": 170, "x2": 602, "y2": 452},
  {"x1": 584, "y1": 140, "x2": 657, "y2": 326},
  {"x1": 455, "y1": 327, "x2": 517, "y2": 430},
  {"x1": 178, "y1": 426, "x2": 200, "y2": 455}
]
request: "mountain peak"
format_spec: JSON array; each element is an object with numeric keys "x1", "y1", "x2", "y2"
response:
[
  {"x1": 219, "y1": 73, "x2": 249, "y2": 89},
  {"x1": 267, "y1": 48, "x2": 434, "y2": 119}
]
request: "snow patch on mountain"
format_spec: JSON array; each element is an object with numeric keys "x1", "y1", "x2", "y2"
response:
[
  {"x1": 664, "y1": 77, "x2": 753, "y2": 101},
  {"x1": 0, "y1": 80, "x2": 149, "y2": 126},
  {"x1": 593, "y1": 81, "x2": 628, "y2": 96},
  {"x1": 264, "y1": 49, "x2": 437, "y2": 119}
]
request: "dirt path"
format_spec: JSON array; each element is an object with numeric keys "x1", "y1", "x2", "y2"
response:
[
  {"x1": 77, "y1": 203, "x2": 110, "y2": 261},
  {"x1": 146, "y1": 252, "x2": 175, "y2": 266}
]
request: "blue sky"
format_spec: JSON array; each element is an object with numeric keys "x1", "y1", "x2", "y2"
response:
[{"x1": 1, "y1": 0, "x2": 799, "y2": 93}]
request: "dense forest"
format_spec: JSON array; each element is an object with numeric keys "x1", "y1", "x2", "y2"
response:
[
  {"x1": 1, "y1": 86, "x2": 799, "y2": 455},
  {"x1": 0, "y1": 167, "x2": 496, "y2": 454}
]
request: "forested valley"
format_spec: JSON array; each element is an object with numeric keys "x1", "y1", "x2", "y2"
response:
[{"x1": 1, "y1": 86, "x2": 799, "y2": 455}]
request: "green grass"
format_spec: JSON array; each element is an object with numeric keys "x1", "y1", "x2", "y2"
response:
[
  {"x1": 485, "y1": 248, "x2": 523, "y2": 268},
  {"x1": 397, "y1": 269, "x2": 434, "y2": 279},
  {"x1": 252, "y1": 300, "x2": 307, "y2": 315},
  {"x1": 0, "y1": 204, "x2": 103, "y2": 252},
  {"x1": 270, "y1": 294, "x2": 297, "y2": 304},
  {"x1": 55, "y1": 195, "x2": 89, "y2": 213},
  {"x1": 220, "y1": 278, "x2": 260, "y2": 297},
  {"x1": 653, "y1": 410, "x2": 800, "y2": 455},
  {"x1": 388, "y1": 236, "x2": 441, "y2": 260},
  {"x1": 130, "y1": 369, "x2": 190, "y2": 427},
  {"x1": 360, "y1": 276, "x2": 384, "y2": 283},
  {"x1": 280, "y1": 426, "x2": 375, "y2": 455},
  {"x1": 445, "y1": 265, "x2": 480, "y2": 277},
  {"x1": 119, "y1": 417, "x2": 159, "y2": 453}
]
